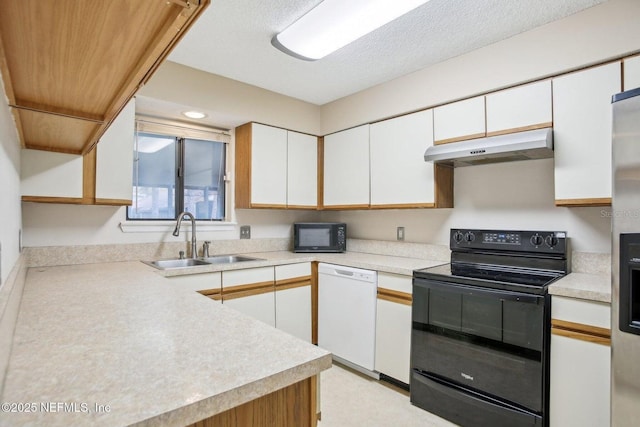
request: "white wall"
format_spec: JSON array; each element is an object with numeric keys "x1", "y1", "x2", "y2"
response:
[
  {"x1": 321, "y1": 0, "x2": 640, "y2": 134},
  {"x1": 138, "y1": 61, "x2": 322, "y2": 135},
  {"x1": 0, "y1": 75, "x2": 22, "y2": 284},
  {"x1": 321, "y1": 159, "x2": 611, "y2": 253}
]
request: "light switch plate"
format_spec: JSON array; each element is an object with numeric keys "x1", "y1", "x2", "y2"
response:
[
  {"x1": 397, "y1": 227, "x2": 405, "y2": 241},
  {"x1": 240, "y1": 225, "x2": 251, "y2": 239}
]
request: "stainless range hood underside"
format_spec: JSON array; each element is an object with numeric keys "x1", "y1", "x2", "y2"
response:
[{"x1": 424, "y1": 128, "x2": 553, "y2": 167}]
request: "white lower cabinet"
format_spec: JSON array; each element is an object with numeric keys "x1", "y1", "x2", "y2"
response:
[
  {"x1": 374, "y1": 272, "x2": 412, "y2": 385},
  {"x1": 275, "y1": 263, "x2": 312, "y2": 342},
  {"x1": 166, "y1": 272, "x2": 222, "y2": 299},
  {"x1": 550, "y1": 295, "x2": 611, "y2": 427},
  {"x1": 222, "y1": 267, "x2": 275, "y2": 327}
]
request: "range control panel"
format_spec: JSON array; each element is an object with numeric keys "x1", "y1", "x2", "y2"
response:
[{"x1": 450, "y1": 229, "x2": 568, "y2": 254}]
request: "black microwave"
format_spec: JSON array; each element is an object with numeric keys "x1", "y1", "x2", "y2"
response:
[{"x1": 293, "y1": 222, "x2": 346, "y2": 253}]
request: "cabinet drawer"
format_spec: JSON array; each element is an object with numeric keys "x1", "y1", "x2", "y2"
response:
[
  {"x1": 552, "y1": 295, "x2": 610, "y2": 329},
  {"x1": 165, "y1": 272, "x2": 221, "y2": 292}
]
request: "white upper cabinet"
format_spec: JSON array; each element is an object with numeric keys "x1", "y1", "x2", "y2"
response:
[
  {"x1": 433, "y1": 95, "x2": 485, "y2": 144},
  {"x1": 323, "y1": 124, "x2": 370, "y2": 208},
  {"x1": 21, "y1": 149, "x2": 84, "y2": 199},
  {"x1": 370, "y1": 110, "x2": 435, "y2": 206},
  {"x1": 486, "y1": 80, "x2": 553, "y2": 135},
  {"x1": 553, "y1": 62, "x2": 621, "y2": 205},
  {"x1": 623, "y1": 55, "x2": 640, "y2": 91},
  {"x1": 235, "y1": 122, "x2": 317, "y2": 209},
  {"x1": 96, "y1": 99, "x2": 135, "y2": 204},
  {"x1": 250, "y1": 123, "x2": 288, "y2": 207},
  {"x1": 287, "y1": 131, "x2": 317, "y2": 208}
]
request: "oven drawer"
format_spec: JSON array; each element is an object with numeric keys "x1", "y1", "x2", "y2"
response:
[
  {"x1": 411, "y1": 370, "x2": 543, "y2": 427},
  {"x1": 412, "y1": 329, "x2": 542, "y2": 411}
]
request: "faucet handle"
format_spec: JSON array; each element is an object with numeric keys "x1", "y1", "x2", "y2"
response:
[
  {"x1": 179, "y1": 250, "x2": 185, "y2": 259},
  {"x1": 203, "y1": 241, "x2": 211, "y2": 258}
]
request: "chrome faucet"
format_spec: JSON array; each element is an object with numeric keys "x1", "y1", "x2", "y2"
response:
[{"x1": 173, "y1": 211, "x2": 197, "y2": 259}]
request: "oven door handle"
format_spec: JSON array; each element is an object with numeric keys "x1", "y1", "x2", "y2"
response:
[{"x1": 413, "y1": 279, "x2": 542, "y2": 305}]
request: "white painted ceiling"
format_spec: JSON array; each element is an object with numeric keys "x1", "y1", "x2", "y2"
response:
[{"x1": 167, "y1": 0, "x2": 607, "y2": 106}]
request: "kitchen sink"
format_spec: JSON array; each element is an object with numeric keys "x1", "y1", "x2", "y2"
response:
[
  {"x1": 143, "y1": 258, "x2": 211, "y2": 269},
  {"x1": 143, "y1": 255, "x2": 263, "y2": 270},
  {"x1": 199, "y1": 255, "x2": 263, "y2": 264}
]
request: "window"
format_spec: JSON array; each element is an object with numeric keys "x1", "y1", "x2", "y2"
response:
[{"x1": 127, "y1": 119, "x2": 229, "y2": 221}]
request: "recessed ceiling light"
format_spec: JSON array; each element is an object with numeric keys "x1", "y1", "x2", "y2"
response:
[
  {"x1": 182, "y1": 111, "x2": 207, "y2": 119},
  {"x1": 272, "y1": 0, "x2": 430, "y2": 61}
]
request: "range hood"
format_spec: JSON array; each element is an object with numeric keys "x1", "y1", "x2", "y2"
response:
[{"x1": 424, "y1": 128, "x2": 553, "y2": 167}]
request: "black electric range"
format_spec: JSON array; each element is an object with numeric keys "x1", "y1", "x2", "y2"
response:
[{"x1": 411, "y1": 229, "x2": 569, "y2": 427}]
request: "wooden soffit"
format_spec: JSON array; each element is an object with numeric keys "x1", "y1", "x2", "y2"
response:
[{"x1": 0, "y1": 0, "x2": 209, "y2": 154}]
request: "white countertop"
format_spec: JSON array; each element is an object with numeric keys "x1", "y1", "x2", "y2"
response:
[
  {"x1": 1, "y1": 261, "x2": 331, "y2": 427},
  {"x1": 156, "y1": 250, "x2": 446, "y2": 278},
  {"x1": 548, "y1": 272, "x2": 611, "y2": 303}
]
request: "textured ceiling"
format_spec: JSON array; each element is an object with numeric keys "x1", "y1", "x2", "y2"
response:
[{"x1": 167, "y1": 0, "x2": 606, "y2": 106}]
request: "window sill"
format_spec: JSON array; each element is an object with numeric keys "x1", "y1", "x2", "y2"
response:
[{"x1": 119, "y1": 220, "x2": 237, "y2": 233}]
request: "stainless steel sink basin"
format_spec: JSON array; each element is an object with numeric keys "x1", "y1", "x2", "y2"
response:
[
  {"x1": 143, "y1": 255, "x2": 263, "y2": 270},
  {"x1": 199, "y1": 255, "x2": 263, "y2": 264},
  {"x1": 143, "y1": 258, "x2": 210, "y2": 270}
]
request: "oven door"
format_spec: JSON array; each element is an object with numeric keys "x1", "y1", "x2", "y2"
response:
[{"x1": 411, "y1": 278, "x2": 548, "y2": 422}]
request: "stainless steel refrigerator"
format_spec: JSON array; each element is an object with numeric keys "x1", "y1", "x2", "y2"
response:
[{"x1": 612, "y1": 86, "x2": 640, "y2": 426}]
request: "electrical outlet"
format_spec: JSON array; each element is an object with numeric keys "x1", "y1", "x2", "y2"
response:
[
  {"x1": 240, "y1": 225, "x2": 251, "y2": 239},
  {"x1": 397, "y1": 227, "x2": 405, "y2": 241}
]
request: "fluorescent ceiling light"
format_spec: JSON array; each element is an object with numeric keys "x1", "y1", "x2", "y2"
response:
[
  {"x1": 272, "y1": 0, "x2": 430, "y2": 61},
  {"x1": 182, "y1": 111, "x2": 207, "y2": 119}
]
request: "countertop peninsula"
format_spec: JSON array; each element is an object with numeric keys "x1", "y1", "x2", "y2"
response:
[{"x1": 0, "y1": 261, "x2": 331, "y2": 427}]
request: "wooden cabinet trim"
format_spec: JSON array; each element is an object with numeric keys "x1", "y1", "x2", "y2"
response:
[
  {"x1": 234, "y1": 122, "x2": 252, "y2": 209},
  {"x1": 249, "y1": 203, "x2": 288, "y2": 209},
  {"x1": 434, "y1": 164, "x2": 454, "y2": 208},
  {"x1": 321, "y1": 204, "x2": 370, "y2": 210},
  {"x1": 21, "y1": 195, "x2": 85, "y2": 205},
  {"x1": 485, "y1": 122, "x2": 553, "y2": 138},
  {"x1": 377, "y1": 288, "x2": 412, "y2": 306},
  {"x1": 555, "y1": 197, "x2": 612, "y2": 207},
  {"x1": 94, "y1": 198, "x2": 132, "y2": 206},
  {"x1": 311, "y1": 262, "x2": 319, "y2": 345},
  {"x1": 551, "y1": 319, "x2": 611, "y2": 346},
  {"x1": 434, "y1": 132, "x2": 486, "y2": 145},
  {"x1": 186, "y1": 376, "x2": 317, "y2": 427},
  {"x1": 275, "y1": 276, "x2": 312, "y2": 291},
  {"x1": 369, "y1": 203, "x2": 435, "y2": 209},
  {"x1": 222, "y1": 281, "x2": 274, "y2": 301},
  {"x1": 197, "y1": 288, "x2": 222, "y2": 301}
]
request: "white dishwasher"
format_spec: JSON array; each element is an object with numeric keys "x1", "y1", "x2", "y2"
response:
[{"x1": 318, "y1": 263, "x2": 378, "y2": 377}]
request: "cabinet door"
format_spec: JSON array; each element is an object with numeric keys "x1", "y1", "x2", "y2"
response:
[
  {"x1": 287, "y1": 131, "x2": 317, "y2": 208},
  {"x1": 370, "y1": 110, "x2": 435, "y2": 207},
  {"x1": 275, "y1": 263, "x2": 312, "y2": 341},
  {"x1": 20, "y1": 149, "x2": 83, "y2": 199},
  {"x1": 250, "y1": 123, "x2": 288, "y2": 207},
  {"x1": 550, "y1": 296, "x2": 611, "y2": 427},
  {"x1": 623, "y1": 55, "x2": 640, "y2": 91},
  {"x1": 165, "y1": 272, "x2": 222, "y2": 302},
  {"x1": 553, "y1": 62, "x2": 621, "y2": 206},
  {"x1": 323, "y1": 124, "x2": 370, "y2": 208},
  {"x1": 375, "y1": 273, "x2": 412, "y2": 384},
  {"x1": 433, "y1": 96, "x2": 485, "y2": 144},
  {"x1": 95, "y1": 99, "x2": 135, "y2": 204},
  {"x1": 222, "y1": 267, "x2": 275, "y2": 326},
  {"x1": 486, "y1": 80, "x2": 552, "y2": 136}
]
